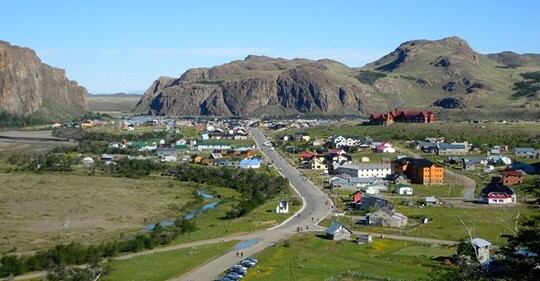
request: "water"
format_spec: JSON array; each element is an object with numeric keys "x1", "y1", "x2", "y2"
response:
[
  {"x1": 197, "y1": 190, "x2": 215, "y2": 199},
  {"x1": 234, "y1": 239, "x2": 260, "y2": 250},
  {"x1": 144, "y1": 190, "x2": 218, "y2": 232},
  {"x1": 183, "y1": 201, "x2": 219, "y2": 220}
]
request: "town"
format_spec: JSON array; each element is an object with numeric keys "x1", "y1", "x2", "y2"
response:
[{"x1": 1, "y1": 111, "x2": 539, "y2": 281}]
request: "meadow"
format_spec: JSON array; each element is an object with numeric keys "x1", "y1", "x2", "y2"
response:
[
  {"x1": 103, "y1": 241, "x2": 237, "y2": 281},
  {"x1": 242, "y1": 234, "x2": 453, "y2": 281}
]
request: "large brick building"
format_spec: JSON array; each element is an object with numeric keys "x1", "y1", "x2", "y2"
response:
[
  {"x1": 370, "y1": 110, "x2": 436, "y2": 125},
  {"x1": 501, "y1": 170, "x2": 523, "y2": 186},
  {"x1": 394, "y1": 158, "x2": 444, "y2": 185}
]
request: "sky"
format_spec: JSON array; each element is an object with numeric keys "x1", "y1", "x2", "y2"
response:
[{"x1": 1, "y1": 0, "x2": 539, "y2": 94}]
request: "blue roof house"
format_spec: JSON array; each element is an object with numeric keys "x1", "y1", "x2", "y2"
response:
[{"x1": 239, "y1": 158, "x2": 261, "y2": 169}]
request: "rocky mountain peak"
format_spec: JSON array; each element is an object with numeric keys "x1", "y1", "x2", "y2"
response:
[{"x1": 0, "y1": 41, "x2": 88, "y2": 118}]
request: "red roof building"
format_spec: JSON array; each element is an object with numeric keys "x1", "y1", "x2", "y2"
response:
[{"x1": 370, "y1": 110, "x2": 436, "y2": 125}]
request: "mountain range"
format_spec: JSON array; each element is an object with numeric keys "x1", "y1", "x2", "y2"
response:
[
  {"x1": 2, "y1": 37, "x2": 540, "y2": 120},
  {"x1": 0, "y1": 41, "x2": 88, "y2": 120},
  {"x1": 136, "y1": 37, "x2": 540, "y2": 117}
]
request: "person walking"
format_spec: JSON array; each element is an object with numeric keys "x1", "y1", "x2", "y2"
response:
[{"x1": 240, "y1": 252, "x2": 244, "y2": 258}]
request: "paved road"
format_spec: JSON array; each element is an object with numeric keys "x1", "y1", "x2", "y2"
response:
[{"x1": 174, "y1": 128, "x2": 333, "y2": 281}]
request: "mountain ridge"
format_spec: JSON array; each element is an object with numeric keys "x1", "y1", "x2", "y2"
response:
[{"x1": 0, "y1": 40, "x2": 88, "y2": 119}]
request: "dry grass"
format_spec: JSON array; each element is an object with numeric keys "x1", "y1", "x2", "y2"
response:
[{"x1": 0, "y1": 172, "x2": 196, "y2": 253}]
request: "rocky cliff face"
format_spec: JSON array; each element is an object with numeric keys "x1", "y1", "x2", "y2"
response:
[
  {"x1": 137, "y1": 37, "x2": 540, "y2": 116},
  {"x1": 136, "y1": 56, "x2": 374, "y2": 116},
  {"x1": 0, "y1": 41, "x2": 88, "y2": 117}
]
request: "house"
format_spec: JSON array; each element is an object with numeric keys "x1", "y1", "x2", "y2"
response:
[
  {"x1": 193, "y1": 155, "x2": 204, "y2": 164},
  {"x1": 376, "y1": 142, "x2": 396, "y2": 153},
  {"x1": 435, "y1": 143, "x2": 468, "y2": 155},
  {"x1": 162, "y1": 155, "x2": 177, "y2": 162},
  {"x1": 195, "y1": 141, "x2": 231, "y2": 151},
  {"x1": 275, "y1": 200, "x2": 289, "y2": 214},
  {"x1": 501, "y1": 170, "x2": 523, "y2": 185},
  {"x1": 325, "y1": 222, "x2": 352, "y2": 241},
  {"x1": 471, "y1": 238, "x2": 492, "y2": 264},
  {"x1": 386, "y1": 172, "x2": 409, "y2": 184},
  {"x1": 395, "y1": 184, "x2": 413, "y2": 195},
  {"x1": 100, "y1": 154, "x2": 114, "y2": 162},
  {"x1": 357, "y1": 234, "x2": 373, "y2": 244},
  {"x1": 424, "y1": 196, "x2": 439, "y2": 206},
  {"x1": 365, "y1": 183, "x2": 388, "y2": 195},
  {"x1": 310, "y1": 157, "x2": 328, "y2": 171},
  {"x1": 513, "y1": 147, "x2": 536, "y2": 158},
  {"x1": 299, "y1": 151, "x2": 316, "y2": 161},
  {"x1": 156, "y1": 148, "x2": 177, "y2": 158},
  {"x1": 352, "y1": 193, "x2": 394, "y2": 210},
  {"x1": 81, "y1": 120, "x2": 93, "y2": 129},
  {"x1": 214, "y1": 158, "x2": 238, "y2": 168},
  {"x1": 483, "y1": 165, "x2": 495, "y2": 173},
  {"x1": 487, "y1": 155, "x2": 512, "y2": 166},
  {"x1": 209, "y1": 153, "x2": 223, "y2": 160},
  {"x1": 369, "y1": 110, "x2": 436, "y2": 125},
  {"x1": 394, "y1": 158, "x2": 444, "y2": 185},
  {"x1": 81, "y1": 157, "x2": 95, "y2": 167},
  {"x1": 335, "y1": 163, "x2": 392, "y2": 179},
  {"x1": 481, "y1": 178, "x2": 516, "y2": 205},
  {"x1": 201, "y1": 158, "x2": 213, "y2": 166},
  {"x1": 350, "y1": 191, "x2": 362, "y2": 203},
  {"x1": 328, "y1": 176, "x2": 383, "y2": 190},
  {"x1": 239, "y1": 158, "x2": 261, "y2": 169},
  {"x1": 367, "y1": 208, "x2": 408, "y2": 227}
]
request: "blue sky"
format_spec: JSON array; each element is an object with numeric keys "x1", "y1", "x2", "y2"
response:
[{"x1": 1, "y1": 0, "x2": 539, "y2": 93}]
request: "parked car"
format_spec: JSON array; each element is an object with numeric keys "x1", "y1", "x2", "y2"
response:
[
  {"x1": 241, "y1": 260, "x2": 256, "y2": 268},
  {"x1": 229, "y1": 268, "x2": 246, "y2": 276},
  {"x1": 231, "y1": 264, "x2": 248, "y2": 271},
  {"x1": 224, "y1": 272, "x2": 242, "y2": 280},
  {"x1": 245, "y1": 257, "x2": 258, "y2": 264}
]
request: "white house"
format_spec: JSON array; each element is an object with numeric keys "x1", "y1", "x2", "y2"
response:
[
  {"x1": 310, "y1": 157, "x2": 328, "y2": 171},
  {"x1": 396, "y1": 185, "x2": 413, "y2": 195},
  {"x1": 275, "y1": 200, "x2": 289, "y2": 214},
  {"x1": 365, "y1": 183, "x2": 389, "y2": 195},
  {"x1": 81, "y1": 157, "x2": 95, "y2": 167},
  {"x1": 335, "y1": 163, "x2": 392, "y2": 179}
]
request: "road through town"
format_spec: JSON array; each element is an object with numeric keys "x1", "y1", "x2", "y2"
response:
[{"x1": 173, "y1": 128, "x2": 333, "y2": 281}]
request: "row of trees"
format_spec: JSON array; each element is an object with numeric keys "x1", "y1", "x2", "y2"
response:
[
  {"x1": 0, "y1": 218, "x2": 196, "y2": 278},
  {"x1": 173, "y1": 164, "x2": 288, "y2": 218}
]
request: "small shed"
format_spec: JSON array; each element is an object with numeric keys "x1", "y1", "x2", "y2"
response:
[
  {"x1": 357, "y1": 234, "x2": 373, "y2": 244},
  {"x1": 325, "y1": 222, "x2": 352, "y2": 241},
  {"x1": 471, "y1": 238, "x2": 492, "y2": 264},
  {"x1": 275, "y1": 200, "x2": 289, "y2": 214}
]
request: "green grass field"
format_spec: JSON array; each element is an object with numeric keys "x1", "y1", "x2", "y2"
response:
[
  {"x1": 242, "y1": 234, "x2": 453, "y2": 281},
  {"x1": 172, "y1": 186, "x2": 301, "y2": 244},
  {"x1": 337, "y1": 204, "x2": 536, "y2": 245},
  {"x1": 103, "y1": 241, "x2": 237, "y2": 281}
]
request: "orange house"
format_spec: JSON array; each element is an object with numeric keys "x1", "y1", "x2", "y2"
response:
[{"x1": 394, "y1": 158, "x2": 444, "y2": 185}]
